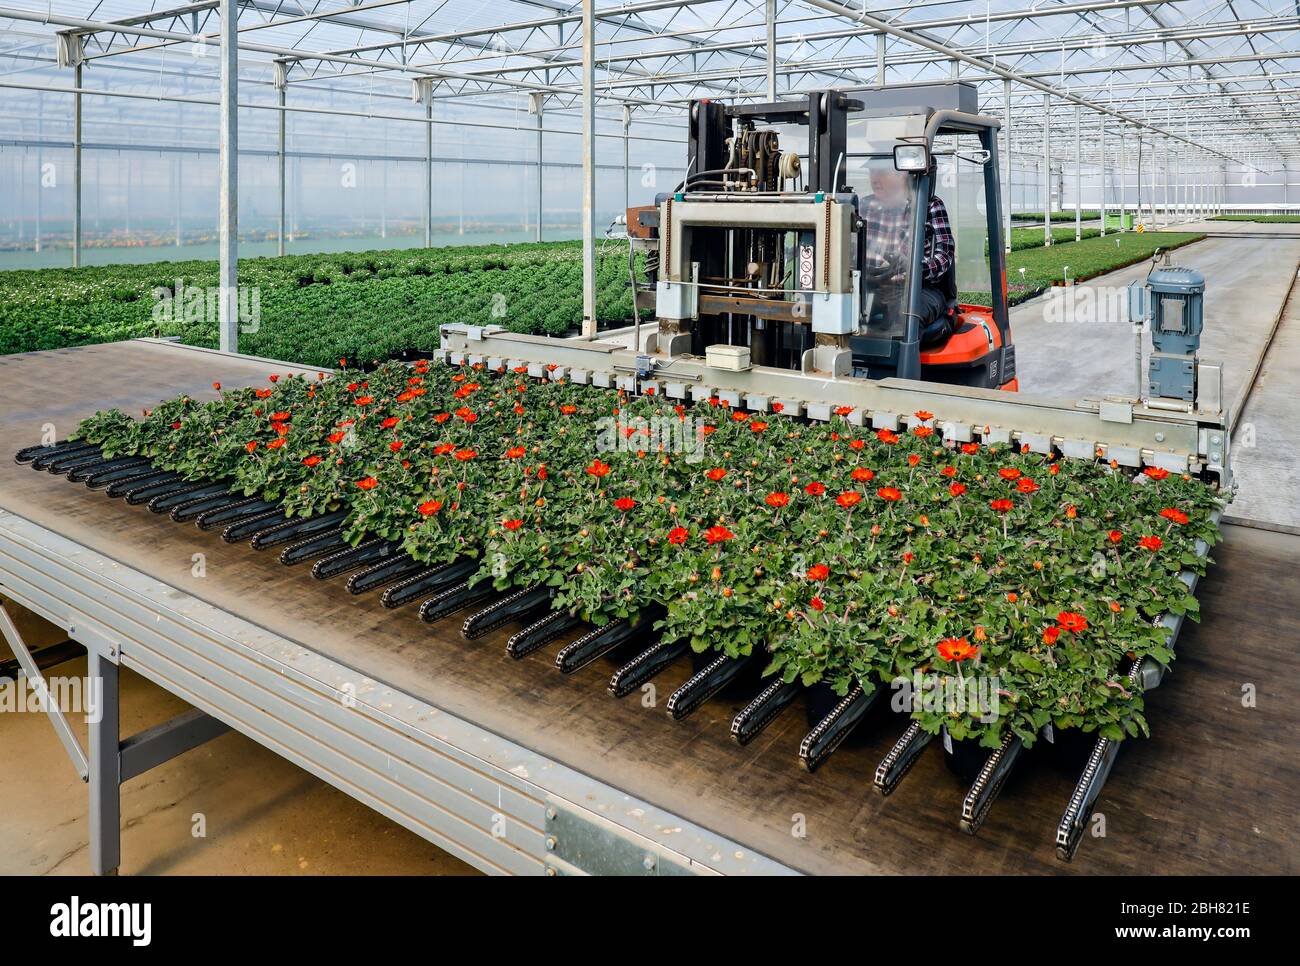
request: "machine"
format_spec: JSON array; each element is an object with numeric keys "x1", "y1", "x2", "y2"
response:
[{"x1": 628, "y1": 82, "x2": 1016, "y2": 391}]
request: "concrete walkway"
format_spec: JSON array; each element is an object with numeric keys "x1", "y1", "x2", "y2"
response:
[{"x1": 1011, "y1": 232, "x2": 1300, "y2": 419}]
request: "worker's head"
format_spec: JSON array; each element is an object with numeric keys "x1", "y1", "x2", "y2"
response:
[{"x1": 869, "y1": 166, "x2": 908, "y2": 204}]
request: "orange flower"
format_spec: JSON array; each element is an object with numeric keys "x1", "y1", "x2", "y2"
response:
[
  {"x1": 1108, "y1": 529, "x2": 1123, "y2": 543},
  {"x1": 1006, "y1": 592, "x2": 1019, "y2": 603},
  {"x1": 1139, "y1": 535, "x2": 1164, "y2": 551},
  {"x1": 876, "y1": 429, "x2": 899, "y2": 444},
  {"x1": 586, "y1": 459, "x2": 612, "y2": 477},
  {"x1": 1159, "y1": 507, "x2": 1189, "y2": 525},
  {"x1": 848, "y1": 438, "x2": 865, "y2": 450},
  {"x1": 505, "y1": 446, "x2": 527, "y2": 459},
  {"x1": 809, "y1": 596, "x2": 826, "y2": 612},
  {"x1": 1042, "y1": 626, "x2": 1062, "y2": 645},
  {"x1": 560, "y1": 404, "x2": 577, "y2": 415},
  {"x1": 327, "y1": 431, "x2": 346, "y2": 444},
  {"x1": 502, "y1": 518, "x2": 524, "y2": 530},
  {"x1": 381, "y1": 416, "x2": 399, "y2": 429},
  {"x1": 1057, "y1": 611, "x2": 1089, "y2": 633},
  {"x1": 418, "y1": 500, "x2": 443, "y2": 516},
  {"x1": 1143, "y1": 466, "x2": 1170, "y2": 480},
  {"x1": 961, "y1": 442, "x2": 980, "y2": 455},
  {"x1": 989, "y1": 498, "x2": 1014, "y2": 513},
  {"x1": 355, "y1": 477, "x2": 378, "y2": 490},
  {"x1": 267, "y1": 438, "x2": 285, "y2": 449},
  {"x1": 914, "y1": 410, "x2": 934, "y2": 421},
  {"x1": 806, "y1": 564, "x2": 830, "y2": 581},
  {"x1": 704, "y1": 525, "x2": 734, "y2": 544},
  {"x1": 999, "y1": 467, "x2": 1022, "y2": 481},
  {"x1": 1065, "y1": 504, "x2": 1078, "y2": 519},
  {"x1": 245, "y1": 441, "x2": 258, "y2": 453},
  {"x1": 1016, "y1": 478, "x2": 1039, "y2": 494},
  {"x1": 453, "y1": 449, "x2": 478, "y2": 461},
  {"x1": 833, "y1": 406, "x2": 853, "y2": 416},
  {"x1": 836, "y1": 491, "x2": 863, "y2": 508},
  {"x1": 211, "y1": 381, "x2": 222, "y2": 391},
  {"x1": 355, "y1": 395, "x2": 374, "y2": 406},
  {"x1": 613, "y1": 497, "x2": 637, "y2": 511},
  {"x1": 940, "y1": 466, "x2": 957, "y2": 478},
  {"x1": 667, "y1": 527, "x2": 689, "y2": 545},
  {"x1": 750, "y1": 421, "x2": 768, "y2": 432},
  {"x1": 804, "y1": 481, "x2": 826, "y2": 496},
  {"x1": 937, "y1": 638, "x2": 979, "y2": 663},
  {"x1": 270, "y1": 411, "x2": 291, "y2": 422},
  {"x1": 302, "y1": 455, "x2": 322, "y2": 467},
  {"x1": 389, "y1": 441, "x2": 403, "y2": 453},
  {"x1": 877, "y1": 486, "x2": 902, "y2": 502},
  {"x1": 949, "y1": 482, "x2": 967, "y2": 496},
  {"x1": 913, "y1": 426, "x2": 934, "y2": 438},
  {"x1": 765, "y1": 491, "x2": 790, "y2": 508},
  {"x1": 706, "y1": 467, "x2": 727, "y2": 482},
  {"x1": 851, "y1": 467, "x2": 875, "y2": 482},
  {"x1": 434, "y1": 413, "x2": 451, "y2": 424}
]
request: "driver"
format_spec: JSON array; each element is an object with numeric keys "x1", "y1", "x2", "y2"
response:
[{"x1": 859, "y1": 164, "x2": 956, "y2": 346}]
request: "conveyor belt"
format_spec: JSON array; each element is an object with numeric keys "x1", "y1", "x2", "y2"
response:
[{"x1": 1, "y1": 341, "x2": 1296, "y2": 875}]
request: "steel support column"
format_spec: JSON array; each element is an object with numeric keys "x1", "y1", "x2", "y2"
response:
[
  {"x1": 1074, "y1": 105, "x2": 1082, "y2": 241},
  {"x1": 1042, "y1": 93, "x2": 1051, "y2": 247},
  {"x1": 580, "y1": 0, "x2": 596, "y2": 338},
  {"x1": 218, "y1": 0, "x2": 238, "y2": 353},
  {"x1": 277, "y1": 86, "x2": 286, "y2": 257},
  {"x1": 1099, "y1": 118, "x2": 1107, "y2": 237},
  {"x1": 72, "y1": 61, "x2": 82, "y2": 268},
  {"x1": 424, "y1": 84, "x2": 433, "y2": 248}
]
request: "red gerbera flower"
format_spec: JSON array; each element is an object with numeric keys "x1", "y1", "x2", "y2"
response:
[
  {"x1": 876, "y1": 429, "x2": 899, "y2": 444},
  {"x1": 806, "y1": 564, "x2": 830, "y2": 581},
  {"x1": 949, "y1": 482, "x2": 967, "y2": 496},
  {"x1": 389, "y1": 441, "x2": 403, "y2": 453},
  {"x1": 505, "y1": 446, "x2": 527, "y2": 459},
  {"x1": 418, "y1": 500, "x2": 443, "y2": 516},
  {"x1": 613, "y1": 497, "x2": 637, "y2": 512},
  {"x1": 560, "y1": 404, "x2": 577, "y2": 415},
  {"x1": 804, "y1": 481, "x2": 826, "y2": 496},
  {"x1": 851, "y1": 467, "x2": 875, "y2": 482},
  {"x1": 833, "y1": 406, "x2": 853, "y2": 417},
  {"x1": 302, "y1": 455, "x2": 322, "y2": 467},
  {"x1": 667, "y1": 527, "x2": 689, "y2": 545},
  {"x1": 1016, "y1": 478, "x2": 1039, "y2": 494},
  {"x1": 913, "y1": 426, "x2": 934, "y2": 438},
  {"x1": 266, "y1": 438, "x2": 285, "y2": 449},
  {"x1": 586, "y1": 459, "x2": 612, "y2": 477},
  {"x1": 765, "y1": 492, "x2": 790, "y2": 508},
  {"x1": 750, "y1": 421, "x2": 768, "y2": 432},
  {"x1": 990, "y1": 498, "x2": 1014, "y2": 513},
  {"x1": 961, "y1": 442, "x2": 980, "y2": 455},
  {"x1": 1057, "y1": 611, "x2": 1089, "y2": 633},
  {"x1": 1159, "y1": 507, "x2": 1189, "y2": 525},
  {"x1": 877, "y1": 486, "x2": 902, "y2": 502},
  {"x1": 704, "y1": 525, "x2": 734, "y2": 544},
  {"x1": 1108, "y1": 530, "x2": 1123, "y2": 543},
  {"x1": 848, "y1": 439, "x2": 865, "y2": 451},
  {"x1": 1143, "y1": 466, "x2": 1170, "y2": 480},
  {"x1": 915, "y1": 410, "x2": 934, "y2": 421},
  {"x1": 245, "y1": 441, "x2": 258, "y2": 453},
  {"x1": 355, "y1": 477, "x2": 378, "y2": 490},
  {"x1": 355, "y1": 396, "x2": 374, "y2": 406},
  {"x1": 999, "y1": 468, "x2": 1021, "y2": 481},
  {"x1": 836, "y1": 491, "x2": 863, "y2": 508},
  {"x1": 327, "y1": 431, "x2": 346, "y2": 444},
  {"x1": 502, "y1": 518, "x2": 524, "y2": 530},
  {"x1": 940, "y1": 466, "x2": 957, "y2": 478},
  {"x1": 705, "y1": 467, "x2": 727, "y2": 482},
  {"x1": 1139, "y1": 535, "x2": 1164, "y2": 551},
  {"x1": 809, "y1": 596, "x2": 826, "y2": 612},
  {"x1": 1042, "y1": 626, "x2": 1062, "y2": 645},
  {"x1": 381, "y1": 416, "x2": 399, "y2": 429},
  {"x1": 453, "y1": 449, "x2": 477, "y2": 461}
]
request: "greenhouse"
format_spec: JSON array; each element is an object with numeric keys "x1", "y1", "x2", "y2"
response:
[{"x1": 0, "y1": 1, "x2": 1296, "y2": 894}]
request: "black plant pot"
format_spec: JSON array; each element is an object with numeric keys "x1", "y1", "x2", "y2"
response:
[
  {"x1": 687, "y1": 648, "x2": 766, "y2": 699},
  {"x1": 942, "y1": 730, "x2": 991, "y2": 783}
]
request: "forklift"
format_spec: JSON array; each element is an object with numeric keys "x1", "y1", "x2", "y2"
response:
[{"x1": 628, "y1": 82, "x2": 1017, "y2": 392}]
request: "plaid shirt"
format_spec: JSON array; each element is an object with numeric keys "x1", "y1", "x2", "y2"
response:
[{"x1": 860, "y1": 194, "x2": 955, "y2": 284}]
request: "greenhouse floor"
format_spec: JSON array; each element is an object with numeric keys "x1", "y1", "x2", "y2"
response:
[{"x1": 1, "y1": 339, "x2": 1297, "y2": 875}]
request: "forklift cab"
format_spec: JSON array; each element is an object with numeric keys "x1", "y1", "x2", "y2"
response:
[
  {"x1": 639, "y1": 82, "x2": 1016, "y2": 392},
  {"x1": 848, "y1": 96, "x2": 1017, "y2": 390}
]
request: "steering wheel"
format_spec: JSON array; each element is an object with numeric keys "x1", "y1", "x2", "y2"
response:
[{"x1": 861, "y1": 252, "x2": 899, "y2": 283}]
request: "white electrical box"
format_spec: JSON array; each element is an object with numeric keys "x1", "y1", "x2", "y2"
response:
[{"x1": 705, "y1": 345, "x2": 752, "y2": 371}]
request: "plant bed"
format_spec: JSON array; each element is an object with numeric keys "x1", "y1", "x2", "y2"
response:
[
  {"x1": 0, "y1": 240, "x2": 643, "y2": 364},
  {"x1": 52, "y1": 358, "x2": 1224, "y2": 764}
]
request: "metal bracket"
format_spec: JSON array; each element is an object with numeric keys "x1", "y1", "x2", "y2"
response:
[{"x1": 542, "y1": 798, "x2": 703, "y2": 876}]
